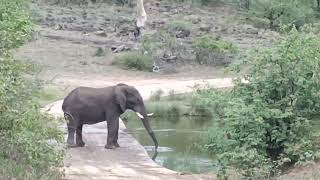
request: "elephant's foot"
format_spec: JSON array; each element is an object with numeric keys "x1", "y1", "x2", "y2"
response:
[
  {"x1": 114, "y1": 142, "x2": 120, "y2": 148},
  {"x1": 66, "y1": 138, "x2": 76, "y2": 148},
  {"x1": 66, "y1": 142, "x2": 78, "y2": 148},
  {"x1": 76, "y1": 141, "x2": 85, "y2": 147},
  {"x1": 105, "y1": 144, "x2": 116, "y2": 149}
]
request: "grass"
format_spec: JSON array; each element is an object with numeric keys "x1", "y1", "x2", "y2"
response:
[
  {"x1": 36, "y1": 86, "x2": 65, "y2": 106},
  {"x1": 167, "y1": 20, "x2": 193, "y2": 32},
  {"x1": 149, "y1": 89, "x2": 164, "y2": 101},
  {"x1": 112, "y1": 51, "x2": 153, "y2": 71},
  {"x1": 192, "y1": 35, "x2": 238, "y2": 54},
  {"x1": 122, "y1": 90, "x2": 214, "y2": 122},
  {"x1": 93, "y1": 47, "x2": 108, "y2": 57}
]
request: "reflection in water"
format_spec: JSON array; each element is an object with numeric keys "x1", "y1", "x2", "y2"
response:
[
  {"x1": 144, "y1": 146, "x2": 175, "y2": 152},
  {"x1": 126, "y1": 115, "x2": 218, "y2": 173}
]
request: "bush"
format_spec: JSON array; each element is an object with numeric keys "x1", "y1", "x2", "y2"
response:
[
  {"x1": 245, "y1": 0, "x2": 317, "y2": 30},
  {"x1": 142, "y1": 32, "x2": 177, "y2": 55},
  {"x1": 192, "y1": 35, "x2": 238, "y2": 65},
  {"x1": 193, "y1": 35, "x2": 237, "y2": 54},
  {"x1": 203, "y1": 28, "x2": 320, "y2": 178},
  {"x1": 167, "y1": 20, "x2": 192, "y2": 32},
  {"x1": 0, "y1": 0, "x2": 33, "y2": 53},
  {"x1": 0, "y1": 56, "x2": 65, "y2": 179},
  {"x1": 112, "y1": 51, "x2": 153, "y2": 71},
  {"x1": 0, "y1": 0, "x2": 64, "y2": 179},
  {"x1": 149, "y1": 89, "x2": 164, "y2": 101}
]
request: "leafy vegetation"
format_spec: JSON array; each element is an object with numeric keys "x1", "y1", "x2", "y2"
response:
[
  {"x1": 112, "y1": 31, "x2": 178, "y2": 72},
  {"x1": 193, "y1": 35, "x2": 238, "y2": 54},
  {"x1": 0, "y1": 0, "x2": 33, "y2": 53},
  {"x1": 245, "y1": 0, "x2": 317, "y2": 30},
  {"x1": 142, "y1": 31, "x2": 177, "y2": 56},
  {"x1": 37, "y1": 87, "x2": 65, "y2": 106},
  {"x1": 0, "y1": 0, "x2": 64, "y2": 179},
  {"x1": 192, "y1": 35, "x2": 238, "y2": 66},
  {"x1": 93, "y1": 47, "x2": 107, "y2": 57},
  {"x1": 112, "y1": 51, "x2": 153, "y2": 71},
  {"x1": 167, "y1": 20, "x2": 192, "y2": 33},
  {"x1": 191, "y1": 27, "x2": 320, "y2": 179}
]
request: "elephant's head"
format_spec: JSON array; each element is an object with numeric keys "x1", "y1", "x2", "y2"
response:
[{"x1": 115, "y1": 83, "x2": 158, "y2": 159}]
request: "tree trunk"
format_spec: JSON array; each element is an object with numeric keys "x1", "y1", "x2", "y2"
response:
[{"x1": 134, "y1": 0, "x2": 147, "y2": 39}]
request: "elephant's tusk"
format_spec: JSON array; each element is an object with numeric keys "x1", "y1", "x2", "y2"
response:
[
  {"x1": 136, "y1": 112, "x2": 144, "y2": 119},
  {"x1": 136, "y1": 113, "x2": 153, "y2": 119}
]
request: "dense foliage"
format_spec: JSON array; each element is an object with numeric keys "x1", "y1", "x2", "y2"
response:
[
  {"x1": 193, "y1": 28, "x2": 320, "y2": 178},
  {"x1": 0, "y1": 0, "x2": 33, "y2": 53},
  {"x1": 0, "y1": 0, "x2": 64, "y2": 179},
  {"x1": 245, "y1": 0, "x2": 318, "y2": 30}
]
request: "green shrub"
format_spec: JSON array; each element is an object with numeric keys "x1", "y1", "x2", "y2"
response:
[
  {"x1": 246, "y1": 0, "x2": 317, "y2": 30},
  {"x1": 149, "y1": 89, "x2": 164, "y2": 101},
  {"x1": 193, "y1": 35, "x2": 238, "y2": 54},
  {"x1": 0, "y1": 0, "x2": 64, "y2": 179},
  {"x1": 93, "y1": 47, "x2": 107, "y2": 57},
  {"x1": 146, "y1": 101, "x2": 184, "y2": 118},
  {"x1": 0, "y1": 56, "x2": 64, "y2": 179},
  {"x1": 37, "y1": 87, "x2": 65, "y2": 106},
  {"x1": 192, "y1": 35, "x2": 238, "y2": 65},
  {"x1": 0, "y1": 0, "x2": 33, "y2": 53},
  {"x1": 167, "y1": 20, "x2": 192, "y2": 32},
  {"x1": 141, "y1": 31, "x2": 177, "y2": 55},
  {"x1": 112, "y1": 51, "x2": 153, "y2": 71},
  {"x1": 204, "y1": 28, "x2": 320, "y2": 178}
]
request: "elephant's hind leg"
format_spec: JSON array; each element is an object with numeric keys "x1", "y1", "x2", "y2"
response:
[
  {"x1": 67, "y1": 124, "x2": 76, "y2": 147},
  {"x1": 65, "y1": 112, "x2": 79, "y2": 148},
  {"x1": 76, "y1": 124, "x2": 85, "y2": 147}
]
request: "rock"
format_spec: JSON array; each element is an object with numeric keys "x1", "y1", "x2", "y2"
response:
[
  {"x1": 150, "y1": 20, "x2": 166, "y2": 29},
  {"x1": 45, "y1": 15, "x2": 55, "y2": 22},
  {"x1": 117, "y1": 23, "x2": 134, "y2": 36},
  {"x1": 246, "y1": 27, "x2": 259, "y2": 34},
  {"x1": 111, "y1": 45, "x2": 131, "y2": 53},
  {"x1": 55, "y1": 24, "x2": 63, "y2": 30},
  {"x1": 95, "y1": 30, "x2": 107, "y2": 37},
  {"x1": 199, "y1": 25, "x2": 211, "y2": 32},
  {"x1": 178, "y1": 172, "x2": 192, "y2": 175},
  {"x1": 176, "y1": 29, "x2": 191, "y2": 38},
  {"x1": 79, "y1": 61, "x2": 88, "y2": 65},
  {"x1": 185, "y1": 15, "x2": 201, "y2": 24}
]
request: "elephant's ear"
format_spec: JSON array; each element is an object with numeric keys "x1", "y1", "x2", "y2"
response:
[{"x1": 115, "y1": 86, "x2": 127, "y2": 113}]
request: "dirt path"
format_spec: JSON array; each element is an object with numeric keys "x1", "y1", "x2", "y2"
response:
[{"x1": 42, "y1": 78, "x2": 235, "y2": 180}]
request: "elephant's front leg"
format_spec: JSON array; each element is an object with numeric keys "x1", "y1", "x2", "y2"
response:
[
  {"x1": 105, "y1": 117, "x2": 119, "y2": 149},
  {"x1": 76, "y1": 124, "x2": 85, "y2": 147},
  {"x1": 113, "y1": 119, "x2": 120, "y2": 148}
]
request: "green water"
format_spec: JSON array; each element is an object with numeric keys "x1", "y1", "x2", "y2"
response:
[{"x1": 124, "y1": 115, "x2": 218, "y2": 174}]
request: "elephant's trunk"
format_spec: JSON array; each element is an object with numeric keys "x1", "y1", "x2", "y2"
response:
[{"x1": 137, "y1": 112, "x2": 158, "y2": 160}]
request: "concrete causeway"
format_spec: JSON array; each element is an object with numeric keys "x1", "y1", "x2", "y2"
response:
[{"x1": 43, "y1": 78, "x2": 235, "y2": 180}]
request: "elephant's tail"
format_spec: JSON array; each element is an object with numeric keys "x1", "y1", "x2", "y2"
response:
[{"x1": 64, "y1": 112, "x2": 76, "y2": 128}]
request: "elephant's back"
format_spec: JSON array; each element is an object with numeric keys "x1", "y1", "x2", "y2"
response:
[{"x1": 62, "y1": 86, "x2": 114, "y2": 112}]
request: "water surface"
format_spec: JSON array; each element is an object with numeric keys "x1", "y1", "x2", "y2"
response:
[{"x1": 125, "y1": 115, "x2": 218, "y2": 173}]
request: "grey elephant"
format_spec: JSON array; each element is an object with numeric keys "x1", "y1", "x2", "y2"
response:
[{"x1": 62, "y1": 83, "x2": 158, "y2": 159}]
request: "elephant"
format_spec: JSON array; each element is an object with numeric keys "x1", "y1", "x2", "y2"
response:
[{"x1": 62, "y1": 83, "x2": 158, "y2": 159}]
